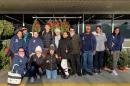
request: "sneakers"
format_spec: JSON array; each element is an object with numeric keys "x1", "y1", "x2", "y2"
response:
[
  {"x1": 111, "y1": 70, "x2": 118, "y2": 76},
  {"x1": 30, "y1": 77, "x2": 35, "y2": 83},
  {"x1": 63, "y1": 75, "x2": 69, "y2": 79},
  {"x1": 37, "y1": 75, "x2": 41, "y2": 79},
  {"x1": 86, "y1": 71, "x2": 94, "y2": 76}
]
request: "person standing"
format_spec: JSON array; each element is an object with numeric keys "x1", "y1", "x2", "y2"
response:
[
  {"x1": 9, "y1": 30, "x2": 26, "y2": 64},
  {"x1": 21, "y1": 27, "x2": 31, "y2": 44},
  {"x1": 107, "y1": 27, "x2": 124, "y2": 76},
  {"x1": 21, "y1": 27, "x2": 31, "y2": 56},
  {"x1": 81, "y1": 24, "x2": 96, "y2": 75},
  {"x1": 41, "y1": 24, "x2": 53, "y2": 50},
  {"x1": 69, "y1": 26, "x2": 82, "y2": 76},
  {"x1": 28, "y1": 31, "x2": 43, "y2": 57},
  {"x1": 92, "y1": 25, "x2": 107, "y2": 74},
  {"x1": 52, "y1": 28, "x2": 62, "y2": 74},
  {"x1": 58, "y1": 32, "x2": 72, "y2": 79},
  {"x1": 52, "y1": 28, "x2": 61, "y2": 53}
]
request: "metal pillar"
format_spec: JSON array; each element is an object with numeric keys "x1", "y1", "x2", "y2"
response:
[
  {"x1": 82, "y1": 14, "x2": 85, "y2": 33},
  {"x1": 112, "y1": 14, "x2": 114, "y2": 32},
  {"x1": 78, "y1": 21, "x2": 80, "y2": 34}
]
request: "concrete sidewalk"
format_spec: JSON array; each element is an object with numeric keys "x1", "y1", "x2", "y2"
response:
[
  {"x1": 0, "y1": 69, "x2": 130, "y2": 84},
  {"x1": 0, "y1": 70, "x2": 130, "y2": 86}
]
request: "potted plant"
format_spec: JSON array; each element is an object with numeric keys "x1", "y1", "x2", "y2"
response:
[
  {"x1": 32, "y1": 19, "x2": 41, "y2": 32},
  {"x1": 118, "y1": 50, "x2": 129, "y2": 71},
  {"x1": 0, "y1": 20, "x2": 14, "y2": 37},
  {"x1": 47, "y1": 19, "x2": 70, "y2": 33}
]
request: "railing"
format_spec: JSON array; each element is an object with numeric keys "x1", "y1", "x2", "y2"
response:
[{"x1": 123, "y1": 39, "x2": 130, "y2": 49}]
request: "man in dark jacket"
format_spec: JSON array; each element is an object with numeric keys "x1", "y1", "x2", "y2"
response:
[
  {"x1": 41, "y1": 24, "x2": 53, "y2": 49},
  {"x1": 69, "y1": 27, "x2": 82, "y2": 76},
  {"x1": 81, "y1": 24, "x2": 96, "y2": 75}
]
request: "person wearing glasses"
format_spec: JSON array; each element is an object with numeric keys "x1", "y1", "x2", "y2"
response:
[{"x1": 12, "y1": 47, "x2": 28, "y2": 76}]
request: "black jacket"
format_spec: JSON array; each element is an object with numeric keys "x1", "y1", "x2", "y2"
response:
[
  {"x1": 58, "y1": 37, "x2": 72, "y2": 59},
  {"x1": 41, "y1": 31, "x2": 53, "y2": 48},
  {"x1": 29, "y1": 54, "x2": 45, "y2": 69},
  {"x1": 45, "y1": 55, "x2": 58, "y2": 70}
]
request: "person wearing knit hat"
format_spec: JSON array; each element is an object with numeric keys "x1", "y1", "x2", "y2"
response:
[
  {"x1": 28, "y1": 45, "x2": 45, "y2": 82},
  {"x1": 49, "y1": 44, "x2": 55, "y2": 50},
  {"x1": 54, "y1": 28, "x2": 61, "y2": 33},
  {"x1": 53, "y1": 28, "x2": 61, "y2": 51},
  {"x1": 52, "y1": 28, "x2": 62, "y2": 75},
  {"x1": 45, "y1": 45, "x2": 59, "y2": 79},
  {"x1": 35, "y1": 46, "x2": 43, "y2": 53}
]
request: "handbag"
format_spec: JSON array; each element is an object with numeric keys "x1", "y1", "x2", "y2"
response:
[{"x1": 7, "y1": 64, "x2": 22, "y2": 85}]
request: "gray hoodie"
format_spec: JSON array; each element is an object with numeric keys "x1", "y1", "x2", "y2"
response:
[{"x1": 92, "y1": 31, "x2": 107, "y2": 51}]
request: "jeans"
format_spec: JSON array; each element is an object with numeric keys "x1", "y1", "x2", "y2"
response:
[
  {"x1": 83, "y1": 51, "x2": 93, "y2": 73},
  {"x1": 46, "y1": 69, "x2": 57, "y2": 79}
]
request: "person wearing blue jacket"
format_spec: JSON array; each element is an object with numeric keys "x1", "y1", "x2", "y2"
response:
[
  {"x1": 10, "y1": 30, "x2": 26, "y2": 55},
  {"x1": 28, "y1": 31, "x2": 44, "y2": 56},
  {"x1": 12, "y1": 48, "x2": 28, "y2": 76},
  {"x1": 107, "y1": 27, "x2": 124, "y2": 76},
  {"x1": 9, "y1": 30, "x2": 26, "y2": 64},
  {"x1": 21, "y1": 27, "x2": 31, "y2": 56},
  {"x1": 81, "y1": 24, "x2": 96, "y2": 75}
]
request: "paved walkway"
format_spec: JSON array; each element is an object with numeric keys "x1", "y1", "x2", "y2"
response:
[{"x1": 0, "y1": 69, "x2": 130, "y2": 86}]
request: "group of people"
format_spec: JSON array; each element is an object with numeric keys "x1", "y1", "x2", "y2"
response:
[{"x1": 9, "y1": 23, "x2": 124, "y2": 82}]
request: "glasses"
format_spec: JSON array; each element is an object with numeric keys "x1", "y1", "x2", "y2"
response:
[
  {"x1": 70, "y1": 29, "x2": 74, "y2": 31},
  {"x1": 19, "y1": 51, "x2": 25, "y2": 52}
]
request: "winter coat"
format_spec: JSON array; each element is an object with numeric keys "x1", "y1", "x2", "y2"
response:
[
  {"x1": 41, "y1": 31, "x2": 53, "y2": 48},
  {"x1": 81, "y1": 33, "x2": 96, "y2": 52},
  {"x1": 107, "y1": 34, "x2": 124, "y2": 51},
  {"x1": 9, "y1": 35, "x2": 26, "y2": 54},
  {"x1": 28, "y1": 54, "x2": 45, "y2": 69},
  {"x1": 71, "y1": 34, "x2": 81, "y2": 54},
  {"x1": 28, "y1": 37, "x2": 43, "y2": 55},
  {"x1": 45, "y1": 55, "x2": 58, "y2": 70},
  {"x1": 12, "y1": 55, "x2": 28, "y2": 75},
  {"x1": 58, "y1": 37, "x2": 72, "y2": 59}
]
